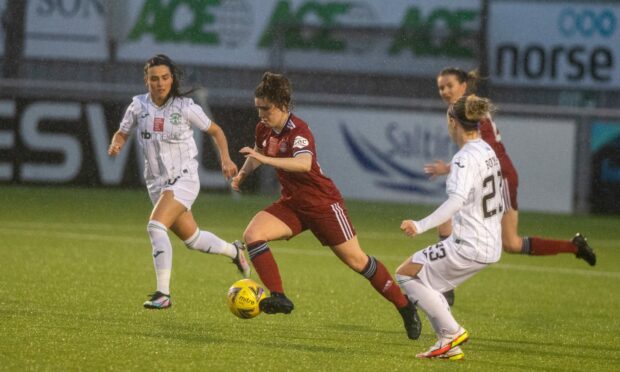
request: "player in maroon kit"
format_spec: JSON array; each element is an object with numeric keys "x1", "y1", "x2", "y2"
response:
[
  {"x1": 231, "y1": 72, "x2": 421, "y2": 340},
  {"x1": 426, "y1": 67, "x2": 597, "y2": 305}
]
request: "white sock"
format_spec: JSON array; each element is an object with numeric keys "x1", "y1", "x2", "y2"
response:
[
  {"x1": 184, "y1": 229, "x2": 236, "y2": 258},
  {"x1": 396, "y1": 274, "x2": 460, "y2": 339},
  {"x1": 147, "y1": 220, "x2": 173, "y2": 295}
]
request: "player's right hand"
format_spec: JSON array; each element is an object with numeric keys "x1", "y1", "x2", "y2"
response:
[
  {"x1": 230, "y1": 171, "x2": 245, "y2": 192},
  {"x1": 108, "y1": 143, "x2": 121, "y2": 156},
  {"x1": 400, "y1": 220, "x2": 418, "y2": 238},
  {"x1": 424, "y1": 160, "x2": 450, "y2": 179}
]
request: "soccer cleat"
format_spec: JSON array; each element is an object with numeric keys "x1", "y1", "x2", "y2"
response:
[
  {"x1": 143, "y1": 291, "x2": 171, "y2": 309},
  {"x1": 232, "y1": 240, "x2": 251, "y2": 278},
  {"x1": 437, "y1": 346, "x2": 465, "y2": 361},
  {"x1": 259, "y1": 292, "x2": 294, "y2": 314},
  {"x1": 398, "y1": 299, "x2": 422, "y2": 340},
  {"x1": 573, "y1": 233, "x2": 596, "y2": 266},
  {"x1": 442, "y1": 289, "x2": 455, "y2": 307},
  {"x1": 416, "y1": 327, "x2": 469, "y2": 359}
]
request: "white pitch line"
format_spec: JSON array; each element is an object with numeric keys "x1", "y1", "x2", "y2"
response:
[{"x1": 1, "y1": 226, "x2": 618, "y2": 279}]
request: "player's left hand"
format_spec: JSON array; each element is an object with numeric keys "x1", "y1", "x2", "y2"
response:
[
  {"x1": 221, "y1": 158, "x2": 238, "y2": 180},
  {"x1": 240, "y1": 146, "x2": 267, "y2": 164},
  {"x1": 400, "y1": 220, "x2": 418, "y2": 237}
]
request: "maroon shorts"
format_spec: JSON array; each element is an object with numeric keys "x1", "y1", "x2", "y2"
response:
[
  {"x1": 499, "y1": 154, "x2": 519, "y2": 211},
  {"x1": 264, "y1": 199, "x2": 356, "y2": 246}
]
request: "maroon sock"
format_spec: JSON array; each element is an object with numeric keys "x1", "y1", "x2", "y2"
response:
[
  {"x1": 246, "y1": 241, "x2": 284, "y2": 294},
  {"x1": 362, "y1": 256, "x2": 408, "y2": 309},
  {"x1": 529, "y1": 236, "x2": 577, "y2": 256}
]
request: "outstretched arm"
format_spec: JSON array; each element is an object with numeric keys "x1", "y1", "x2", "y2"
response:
[
  {"x1": 239, "y1": 146, "x2": 312, "y2": 173},
  {"x1": 401, "y1": 194, "x2": 464, "y2": 238},
  {"x1": 206, "y1": 122, "x2": 238, "y2": 180}
]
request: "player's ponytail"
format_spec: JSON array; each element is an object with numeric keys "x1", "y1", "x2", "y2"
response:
[{"x1": 449, "y1": 94, "x2": 495, "y2": 130}]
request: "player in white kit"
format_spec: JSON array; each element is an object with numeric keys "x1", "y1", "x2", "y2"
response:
[
  {"x1": 396, "y1": 95, "x2": 504, "y2": 360},
  {"x1": 107, "y1": 54, "x2": 250, "y2": 309}
]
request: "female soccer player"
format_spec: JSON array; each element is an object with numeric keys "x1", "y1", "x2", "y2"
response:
[
  {"x1": 397, "y1": 95, "x2": 504, "y2": 360},
  {"x1": 107, "y1": 54, "x2": 250, "y2": 309},
  {"x1": 428, "y1": 68, "x2": 596, "y2": 306},
  {"x1": 231, "y1": 72, "x2": 421, "y2": 340}
]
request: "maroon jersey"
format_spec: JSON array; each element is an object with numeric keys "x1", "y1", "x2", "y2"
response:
[
  {"x1": 479, "y1": 115, "x2": 515, "y2": 173},
  {"x1": 255, "y1": 113, "x2": 343, "y2": 209}
]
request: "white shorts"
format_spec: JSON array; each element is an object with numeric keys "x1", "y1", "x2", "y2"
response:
[
  {"x1": 146, "y1": 168, "x2": 200, "y2": 210},
  {"x1": 410, "y1": 238, "x2": 489, "y2": 293}
]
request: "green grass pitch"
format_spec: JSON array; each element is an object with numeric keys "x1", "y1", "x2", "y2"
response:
[{"x1": 1, "y1": 186, "x2": 619, "y2": 371}]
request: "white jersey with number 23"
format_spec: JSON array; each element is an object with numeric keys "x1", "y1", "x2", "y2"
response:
[{"x1": 447, "y1": 138, "x2": 504, "y2": 263}]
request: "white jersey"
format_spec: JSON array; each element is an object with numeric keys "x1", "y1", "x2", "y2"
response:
[
  {"x1": 118, "y1": 94, "x2": 212, "y2": 181},
  {"x1": 447, "y1": 139, "x2": 503, "y2": 263}
]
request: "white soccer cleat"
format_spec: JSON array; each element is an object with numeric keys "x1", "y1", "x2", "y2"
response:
[
  {"x1": 416, "y1": 327, "x2": 469, "y2": 359},
  {"x1": 232, "y1": 240, "x2": 251, "y2": 278}
]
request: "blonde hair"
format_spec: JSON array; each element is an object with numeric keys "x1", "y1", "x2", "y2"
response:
[{"x1": 448, "y1": 94, "x2": 495, "y2": 130}]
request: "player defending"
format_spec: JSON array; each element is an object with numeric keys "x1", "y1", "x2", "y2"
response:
[
  {"x1": 231, "y1": 72, "x2": 421, "y2": 340},
  {"x1": 430, "y1": 68, "x2": 596, "y2": 306},
  {"x1": 396, "y1": 95, "x2": 504, "y2": 360},
  {"x1": 107, "y1": 54, "x2": 250, "y2": 309}
]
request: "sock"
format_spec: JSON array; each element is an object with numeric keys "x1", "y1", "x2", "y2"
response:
[
  {"x1": 527, "y1": 236, "x2": 578, "y2": 256},
  {"x1": 247, "y1": 241, "x2": 284, "y2": 294},
  {"x1": 396, "y1": 274, "x2": 460, "y2": 339},
  {"x1": 361, "y1": 256, "x2": 408, "y2": 309},
  {"x1": 184, "y1": 229, "x2": 236, "y2": 258},
  {"x1": 147, "y1": 220, "x2": 173, "y2": 295}
]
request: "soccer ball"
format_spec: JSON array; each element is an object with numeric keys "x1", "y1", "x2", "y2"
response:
[{"x1": 227, "y1": 279, "x2": 266, "y2": 319}]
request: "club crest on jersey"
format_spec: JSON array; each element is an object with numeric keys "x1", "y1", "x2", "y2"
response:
[
  {"x1": 153, "y1": 117, "x2": 164, "y2": 132},
  {"x1": 293, "y1": 136, "x2": 309, "y2": 149},
  {"x1": 279, "y1": 141, "x2": 287, "y2": 153},
  {"x1": 170, "y1": 113, "x2": 182, "y2": 125}
]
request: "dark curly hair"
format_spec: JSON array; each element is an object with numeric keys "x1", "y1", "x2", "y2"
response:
[{"x1": 254, "y1": 72, "x2": 292, "y2": 111}]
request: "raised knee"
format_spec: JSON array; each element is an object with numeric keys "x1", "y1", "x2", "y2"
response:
[
  {"x1": 147, "y1": 220, "x2": 167, "y2": 235},
  {"x1": 243, "y1": 227, "x2": 265, "y2": 246}
]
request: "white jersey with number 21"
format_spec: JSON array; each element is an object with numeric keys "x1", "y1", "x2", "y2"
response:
[{"x1": 447, "y1": 138, "x2": 504, "y2": 263}]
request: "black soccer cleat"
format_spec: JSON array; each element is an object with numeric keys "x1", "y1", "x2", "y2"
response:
[
  {"x1": 259, "y1": 292, "x2": 294, "y2": 314},
  {"x1": 399, "y1": 299, "x2": 422, "y2": 340},
  {"x1": 442, "y1": 289, "x2": 455, "y2": 307},
  {"x1": 573, "y1": 233, "x2": 596, "y2": 266}
]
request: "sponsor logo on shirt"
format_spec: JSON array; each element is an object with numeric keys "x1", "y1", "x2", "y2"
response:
[
  {"x1": 170, "y1": 112, "x2": 182, "y2": 125},
  {"x1": 279, "y1": 141, "x2": 288, "y2": 153},
  {"x1": 154, "y1": 117, "x2": 164, "y2": 132},
  {"x1": 293, "y1": 136, "x2": 309, "y2": 149}
]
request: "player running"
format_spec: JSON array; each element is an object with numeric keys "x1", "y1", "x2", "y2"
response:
[
  {"x1": 396, "y1": 94, "x2": 505, "y2": 360},
  {"x1": 429, "y1": 68, "x2": 596, "y2": 306},
  {"x1": 107, "y1": 54, "x2": 250, "y2": 310},
  {"x1": 231, "y1": 72, "x2": 421, "y2": 340}
]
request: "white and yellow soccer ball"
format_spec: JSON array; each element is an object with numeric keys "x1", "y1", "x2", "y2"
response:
[{"x1": 227, "y1": 279, "x2": 266, "y2": 319}]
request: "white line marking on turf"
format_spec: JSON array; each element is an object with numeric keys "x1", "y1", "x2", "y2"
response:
[{"x1": 2, "y1": 224, "x2": 618, "y2": 279}]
